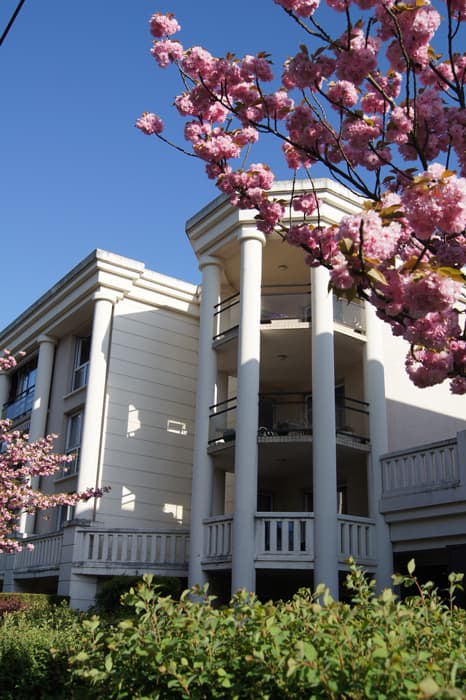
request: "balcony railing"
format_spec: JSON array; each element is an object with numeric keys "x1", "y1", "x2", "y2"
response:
[
  {"x1": 256, "y1": 514, "x2": 314, "y2": 561},
  {"x1": 0, "y1": 529, "x2": 190, "y2": 579},
  {"x1": 381, "y1": 438, "x2": 460, "y2": 496},
  {"x1": 0, "y1": 532, "x2": 64, "y2": 573},
  {"x1": 75, "y1": 528, "x2": 190, "y2": 569},
  {"x1": 209, "y1": 392, "x2": 369, "y2": 445},
  {"x1": 333, "y1": 297, "x2": 366, "y2": 333},
  {"x1": 260, "y1": 289, "x2": 312, "y2": 324},
  {"x1": 203, "y1": 514, "x2": 376, "y2": 566},
  {"x1": 338, "y1": 515, "x2": 375, "y2": 563},
  {"x1": 4, "y1": 386, "x2": 35, "y2": 421},
  {"x1": 209, "y1": 397, "x2": 237, "y2": 444},
  {"x1": 204, "y1": 515, "x2": 232, "y2": 560},
  {"x1": 213, "y1": 288, "x2": 365, "y2": 340}
]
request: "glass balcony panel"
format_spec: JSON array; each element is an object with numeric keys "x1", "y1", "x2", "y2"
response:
[
  {"x1": 208, "y1": 397, "x2": 237, "y2": 444},
  {"x1": 261, "y1": 291, "x2": 311, "y2": 323},
  {"x1": 333, "y1": 297, "x2": 366, "y2": 333},
  {"x1": 213, "y1": 289, "x2": 366, "y2": 340},
  {"x1": 259, "y1": 392, "x2": 369, "y2": 441},
  {"x1": 213, "y1": 293, "x2": 240, "y2": 339},
  {"x1": 4, "y1": 387, "x2": 34, "y2": 421}
]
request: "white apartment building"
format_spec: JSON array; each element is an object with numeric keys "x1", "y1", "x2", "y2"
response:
[{"x1": 1, "y1": 180, "x2": 465, "y2": 608}]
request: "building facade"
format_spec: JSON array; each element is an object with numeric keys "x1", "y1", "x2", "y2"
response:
[{"x1": 1, "y1": 181, "x2": 465, "y2": 608}]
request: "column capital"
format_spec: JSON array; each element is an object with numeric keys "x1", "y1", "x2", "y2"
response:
[
  {"x1": 237, "y1": 227, "x2": 266, "y2": 246},
  {"x1": 37, "y1": 334, "x2": 56, "y2": 346},
  {"x1": 198, "y1": 255, "x2": 222, "y2": 272},
  {"x1": 92, "y1": 291, "x2": 117, "y2": 305}
]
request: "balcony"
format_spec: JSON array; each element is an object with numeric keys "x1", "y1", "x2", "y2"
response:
[
  {"x1": 7, "y1": 532, "x2": 64, "y2": 575},
  {"x1": 203, "y1": 514, "x2": 376, "y2": 569},
  {"x1": 380, "y1": 432, "x2": 466, "y2": 514},
  {"x1": 380, "y1": 431, "x2": 466, "y2": 549},
  {"x1": 208, "y1": 393, "x2": 370, "y2": 446},
  {"x1": 74, "y1": 527, "x2": 190, "y2": 575},
  {"x1": 0, "y1": 527, "x2": 190, "y2": 581},
  {"x1": 4, "y1": 386, "x2": 34, "y2": 421},
  {"x1": 213, "y1": 288, "x2": 365, "y2": 342}
]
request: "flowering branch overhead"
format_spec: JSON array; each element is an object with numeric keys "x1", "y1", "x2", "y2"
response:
[{"x1": 137, "y1": 3, "x2": 466, "y2": 393}]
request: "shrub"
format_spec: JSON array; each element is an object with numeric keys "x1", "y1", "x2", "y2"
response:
[
  {"x1": 0, "y1": 592, "x2": 65, "y2": 618},
  {"x1": 69, "y1": 562, "x2": 466, "y2": 699},
  {"x1": 94, "y1": 575, "x2": 184, "y2": 616},
  {"x1": 0, "y1": 601, "x2": 83, "y2": 700}
]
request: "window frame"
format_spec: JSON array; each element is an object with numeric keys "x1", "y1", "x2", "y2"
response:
[
  {"x1": 62, "y1": 409, "x2": 84, "y2": 477},
  {"x1": 71, "y1": 336, "x2": 91, "y2": 392}
]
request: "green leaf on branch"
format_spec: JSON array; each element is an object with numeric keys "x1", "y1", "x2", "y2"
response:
[{"x1": 367, "y1": 268, "x2": 388, "y2": 285}]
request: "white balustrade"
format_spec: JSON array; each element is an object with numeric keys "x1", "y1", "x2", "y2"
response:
[
  {"x1": 204, "y1": 516, "x2": 233, "y2": 559},
  {"x1": 381, "y1": 439, "x2": 459, "y2": 495},
  {"x1": 255, "y1": 514, "x2": 314, "y2": 560},
  {"x1": 338, "y1": 515, "x2": 375, "y2": 563},
  {"x1": 203, "y1": 514, "x2": 376, "y2": 566},
  {"x1": 76, "y1": 528, "x2": 190, "y2": 567},
  {"x1": 13, "y1": 532, "x2": 63, "y2": 571}
]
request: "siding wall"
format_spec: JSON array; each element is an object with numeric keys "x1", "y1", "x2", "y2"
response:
[
  {"x1": 382, "y1": 327, "x2": 466, "y2": 451},
  {"x1": 95, "y1": 298, "x2": 199, "y2": 529}
]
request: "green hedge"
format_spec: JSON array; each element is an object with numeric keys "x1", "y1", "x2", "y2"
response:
[
  {"x1": 0, "y1": 602, "x2": 83, "y2": 700},
  {"x1": 69, "y1": 562, "x2": 466, "y2": 699}
]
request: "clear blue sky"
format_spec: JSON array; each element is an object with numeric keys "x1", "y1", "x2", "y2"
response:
[{"x1": 0, "y1": 0, "x2": 307, "y2": 330}]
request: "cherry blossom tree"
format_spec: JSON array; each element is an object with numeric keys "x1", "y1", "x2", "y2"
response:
[
  {"x1": 0, "y1": 351, "x2": 107, "y2": 553},
  {"x1": 137, "y1": 1, "x2": 466, "y2": 393}
]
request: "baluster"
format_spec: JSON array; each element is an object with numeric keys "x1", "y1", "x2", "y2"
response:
[
  {"x1": 149, "y1": 534, "x2": 156, "y2": 563},
  {"x1": 340, "y1": 521, "x2": 347, "y2": 557},
  {"x1": 288, "y1": 521, "x2": 295, "y2": 552},
  {"x1": 168, "y1": 535, "x2": 176, "y2": 563}
]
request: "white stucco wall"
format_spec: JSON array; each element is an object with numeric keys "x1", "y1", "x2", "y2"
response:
[
  {"x1": 381, "y1": 324, "x2": 466, "y2": 451},
  {"x1": 95, "y1": 297, "x2": 199, "y2": 529}
]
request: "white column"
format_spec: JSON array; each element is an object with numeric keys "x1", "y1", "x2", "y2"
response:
[
  {"x1": 364, "y1": 303, "x2": 392, "y2": 590},
  {"x1": 75, "y1": 294, "x2": 114, "y2": 519},
  {"x1": 28, "y1": 335, "x2": 56, "y2": 441},
  {"x1": 311, "y1": 267, "x2": 339, "y2": 597},
  {"x1": 231, "y1": 228, "x2": 265, "y2": 593},
  {"x1": 188, "y1": 256, "x2": 222, "y2": 587},
  {"x1": 23, "y1": 335, "x2": 56, "y2": 535}
]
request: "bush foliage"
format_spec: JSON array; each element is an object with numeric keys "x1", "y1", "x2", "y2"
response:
[
  {"x1": 0, "y1": 592, "x2": 66, "y2": 617},
  {"x1": 0, "y1": 602, "x2": 83, "y2": 700},
  {"x1": 69, "y1": 562, "x2": 466, "y2": 699},
  {"x1": 94, "y1": 575, "x2": 184, "y2": 617}
]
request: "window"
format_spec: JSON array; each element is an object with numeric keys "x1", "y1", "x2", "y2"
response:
[
  {"x1": 63, "y1": 410, "x2": 83, "y2": 476},
  {"x1": 56, "y1": 504, "x2": 75, "y2": 529},
  {"x1": 5, "y1": 358, "x2": 38, "y2": 420},
  {"x1": 72, "y1": 337, "x2": 90, "y2": 391}
]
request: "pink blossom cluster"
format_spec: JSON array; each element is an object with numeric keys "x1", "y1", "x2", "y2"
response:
[
  {"x1": 135, "y1": 112, "x2": 164, "y2": 135},
  {"x1": 138, "y1": 7, "x2": 466, "y2": 392},
  {"x1": 149, "y1": 12, "x2": 180, "y2": 38},
  {"x1": 0, "y1": 350, "x2": 18, "y2": 371},
  {"x1": 274, "y1": 0, "x2": 320, "y2": 17}
]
